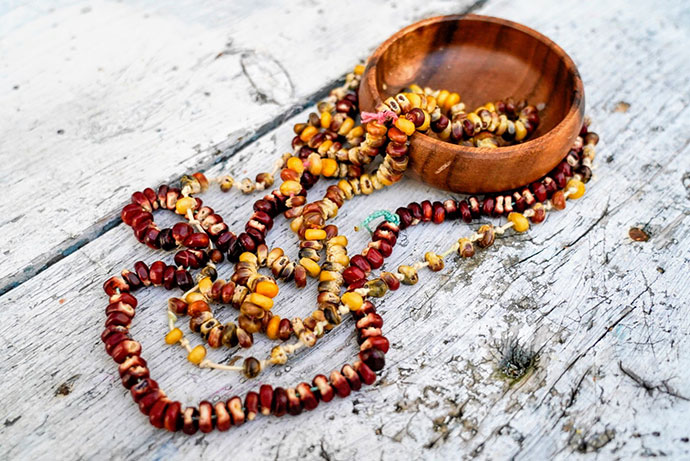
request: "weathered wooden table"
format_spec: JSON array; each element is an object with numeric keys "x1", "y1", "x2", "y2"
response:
[{"x1": 2, "y1": 0, "x2": 689, "y2": 459}]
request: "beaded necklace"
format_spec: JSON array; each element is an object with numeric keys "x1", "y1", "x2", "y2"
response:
[{"x1": 103, "y1": 64, "x2": 599, "y2": 433}]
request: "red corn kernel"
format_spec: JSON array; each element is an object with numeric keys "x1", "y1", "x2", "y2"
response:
[
  {"x1": 330, "y1": 370, "x2": 351, "y2": 398},
  {"x1": 139, "y1": 389, "x2": 166, "y2": 415},
  {"x1": 106, "y1": 301, "x2": 135, "y2": 318},
  {"x1": 407, "y1": 202, "x2": 422, "y2": 222},
  {"x1": 198, "y1": 401, "x2": 214, "y2": 433},
  {"x1": 133, "y1": 261, "x2": 150, "y2": 286},
  {"x1": 349, "y1": 255, "x2": 371, "y2": 274},
  {"x1": 286, "y1": 388, "x2": 303, "y2": 416},
  {"x1": 149, "y1": 398, "x2": 170, "y2": 429},
  {"x1": 363, "y1": 247, "x2": 384, "y2": 269},
  {"x1": 183, "y1": 232, "x2": 209, "y2": 249},
  {"x1": 421, "y1": 200, "x2": 433, "y2": 221},
  {"x1": 245, "y1": 392, "x2": 259, "y2": 421},
  {"x1": 297, "y1": 383, "x2": 318, "y2": 411},
  {"x1": 530, "y1": 181, "x2": 547, "y2": 203},
  {"x1": 272, "y1": 387, "x2": 288, "y2": 416},
  {"x1": 130, "y1": 378, "x2": 158, "y2": 403},
  {"x1": 105, "y1": 312, "x2": 132, "y2": 329},
  {"x1": 312, "y1": 375, "x2": 334, "y2": 403},
  {"x1": 103, "y1": 276, "x2": 129, "y2": 296},
  {"x1": 432, "y1": 201, "x2": 445, "y2": 224},
  {"x1": 482, "y1": 197, "x2": 495, "y2": 216},
  {"x1": 443, "y1": 199, "x2": 458, "y2": 220},
  {"x1": 121, "y1": 365, "x2": 149, "y2": 389},
  {"x1": 360, "y1": 336, "x2": 390, "y2": 354},
  {"x1": 259, "y1": 384, "x2": 273, "y2": 416},
  {"x1": 531, "y1": 203, "x2": 546, "y2": 223},
  {"x1": 342, "y1": 266, "x2": 366, "y2": 285},
  {"x1": 341, "y1": 364, "x2": 362, "y2": 391},
  {"x1": 214, "y1": 402, "x2": 232, "y2": 431},
  {"x1": 118, "y1": 355, "x2": 147, "y2": 377},
  {"x1": 148, "y1": 261, "x2": 165, "y2": 286},
  {"x1": 109, "y1": 291, "x2": 137, "y2": 308},
  {"x1": 103, "y1": 332, "x2": 129, "y2": 354},
  {"x1": 101, "y1": 325, "x2": 128, "y2": 343},
  {"x1": 359, "y1": 348, "x2": 386, "y2": 372},
  {"x1": 164, "y1": 401, "x2": 182, "y2": 432},
  {"x1": 357, "y1": 327, "x2": 382, "y2": 344},
  {"x1": 354, "y1": 361, "x2": 377, "y2": 385},
  {"x1": 356, "y1": 313, "x2": 383, "y2": 329},
  {"x1": 110, "y1": 340, "x2": 141, "y2": 363},
  {"x1": 396, "y1": 207, "x2": 413, "y2": 229},
  {"x1": 551, "y1": 190, "x2": 566, "y2": 210},
  {"x1": 468, "y1": 196, "x2": 481, "y2": 218},
  {"x1": 182, "y1": 407, "x2": 199, "y2": 435},
  {"x1": 228, "y1": 396, "x2": 245, "y2": 425}
]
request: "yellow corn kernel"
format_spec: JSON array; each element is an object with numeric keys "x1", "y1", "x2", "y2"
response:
[
  {"x1": 239, "y1": 252, "x2": 258, "y2": 264},
  {"x1": 348, "y1": 125, "x2": 364, "y2": 139},
  {"x1": 418, "y1": 110, "x2": 431, "y2": 132},
  {"x1": 165, "y1": 328, "x2": 183, "y2": 345},
  {"x1": 299, "y1": 125, "x2": 319, "y2": 142},
  {"x1": 319, "y1": 271, "x2": 337, "y2": 282},
  {"x1": 307, "y1": 153, "x2": 322, "y2": 176},
  {"x1": 320, "y1": 111, "x2": 332, "y2": 129},
  {"x1": 198, "y1": 277, "x2": 213, "y2": 297},
  {"x1": 331, "y1": 253, "x2": 349, "y2": 266},
  {"x1": 341, "y1": 292, "x2": 363, "y2": 311},
  {"x1": 338, "y1": 117, "x2": 355, "y2": 135},
  {"x1": 425, "y1": 95, "x2": 437, "y2": 113},
  {"x1": 329, "y1": 235, "x2": 348, "y2": 247},
  {"x1": 266, "y1": 315, "x2": 281, "y2": 340},
  {"x1": 248, "y1": 292, "x2": 274, "y2": 310},
  {"x1": 187, "y1": 345, "x2": 207, "y2": 365},
  {"x1": 508, "y1": 212, "x2": 530, "y2": 232},
  {"x1": 485, "y1": 102, "x2": 496, "y2": 112},
  {"x1": 395, "y1": 117, "x2": 416, "y2": 136},
  {"x1": 286, "y1": 156, "x2": 305, "y2": 174},
  {"x1": 185, "y1": 291, "x2": 205, "y2": 304},
  {"x1": 338, "y1": 179, "x2": 353, "y2": 200},
  {"x1": 305, "y1": 229, "x2": 327, "y2": 240},
  {"x1": 175, "y1": 197, "x2": 196, "y2": 215},
  {"x1": 256, "y1": 280, "x2": 279, "y2": 298},
  {"x1": 354, "y1": 64, "x2": 365, "y2": 75},
  {"x1": 280, "y1": 180, "x2": 302, "y2": 196},
  {"x1": 406, "y1": 92, "x2": 421, "y2": 109},
  {"x1": 408, "y1": 83, "x2": 423, "y2": 94},
  {"x1": 321, "y1": 158, "x2": 338, "y2": 177},
  {"x1": 514, "y1": 120, "x2": 527, "y2": 141},
  {"x1": 443, "y1": 92, "x2": 461, "y2": 113},
  {"x1": 290, "y1": 216, "x2": 303, "y2": 233},
  {"x1": 566, "y1": 179, "x2": 585, "y2": 199},
  {"x1": 436, "y1": 90, "x2": 449, "y2": 109},
  {"x1": 299, "y1": 258, "x2": 321, "y2": 277},
  {"x1": 317, "y1": 139, "x2": 333, "y2": 155}
]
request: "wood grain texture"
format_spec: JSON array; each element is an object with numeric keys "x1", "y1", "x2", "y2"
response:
[
  {"x1": 0, "y1": 0, "x2": 472, "y2": 295},
  {"x1": 359, "y1": 14, "x2": 584, "y2": 194},
  {"x1": 1, "y1": 0, "x2": 690, "y2": 460}
]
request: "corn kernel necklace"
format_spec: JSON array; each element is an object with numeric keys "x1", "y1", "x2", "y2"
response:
[{"x1": 104, "y1": 64, "x2": 598, "y2": 433}]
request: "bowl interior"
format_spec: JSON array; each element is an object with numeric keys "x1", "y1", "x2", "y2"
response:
[{"x1": 373, "y1": 16, "x2": 577, "y2": 139}]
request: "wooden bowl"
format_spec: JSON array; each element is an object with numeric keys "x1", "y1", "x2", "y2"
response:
[{"x1": 359, "y1": 14, "x2": 584, "y2": 194}]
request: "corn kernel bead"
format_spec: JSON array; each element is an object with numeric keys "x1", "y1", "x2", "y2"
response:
[
  {"x1": 187, "y1": 345, "x2": 207, "y2": 365},
  {"x1": 248, "y1": 292, "x2": 273, "y2": 310},
  {"x1": 255, "y1": 280, "x2": 279, "y2": 298},
  {"x1": 175, "y1": 197, "x2": 196, "y2": 215},
  {"x1": 398, "y1": 265, "x2": 418, "y2": 285},
  {"x1": 307, "y1": 154, "x2": 322, "y2": 176},
  {"x1": 394, "y1": 117, "x2": 416, "y2": 136},
  {"x1": 341, "y1": 292, "x2": 364, "y2": 311},
  {"x1": 443, "y1": 92, "x2": 461, "y2": 113},
  {"x1": 508, "y1": 212, "x2": 530, "y2": 232},
  {"x1": 239, "y1": 252, "x2": 258, "y2": 264},
  {"x1": 165, "y1": 328, "x2": 183, "y2": 345},
  {"x1": 457, "y1": 238, "x2": 475, "y2": 258},
  {"x1": 305, "y1": 229, "x2": 327, "y2": 240},
  {"x1": 266, "y1": 315, "x2": 281, "y2": 340},
  {"x1": 180, "y1": 289, "x2": 201, "y2": 303},
  {"x1": 424, "y1": 252, "x2": 444, "y2": 271},
  {"x1": 320, "y1": 111, "x2": 332, "y2": 129},
  {"x1": 321, "y1": 158, "x2": 338, "y2": 177},
  {"x1": 299, "y1": 258, "x2": 321, "y2": 277},
  {"x1": 566, "y1": 179, "x2": 586, "y2": 199},
  {"x1": 364, "y1": 279, "x2": 388, "y2": 298},
  {"x1": 220, "y1": 175, "x2": 234, "y2": 192},
  {"x1": 280, "y1": 180, "x2": 302, "y2": 196},
  {"x1": 198, "y1": 276, "x2": 213, "y2": 297},
  {"x1": 299, "y1": 125, "x2": 319, "y2": 142},
  {"x1": 354, "y1": 64, "x2": 365, "y2": 75},
  {"x1": 286, "y1": 156, "x2": 304, "y2": 174}
]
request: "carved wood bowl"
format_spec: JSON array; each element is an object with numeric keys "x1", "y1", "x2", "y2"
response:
[{"x1": 359, "y1": 14, "x2": 584, "y2": 194}]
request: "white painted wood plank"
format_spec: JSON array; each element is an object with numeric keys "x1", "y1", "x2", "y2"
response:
[
  {"x1": 0, "y1": 0, "x2": 477, "y2": 294},
  {"x1": 1, "y1": 0, "x2": 690, "y2": 460}
]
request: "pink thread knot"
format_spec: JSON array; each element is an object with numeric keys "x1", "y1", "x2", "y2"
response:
[{"x1": 360, "y1": 110, "x2": 398, "y2": 124}]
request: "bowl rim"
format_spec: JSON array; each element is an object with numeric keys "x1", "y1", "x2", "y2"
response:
[{"x1": 363, "y1": 13, "x2": 585, "y2": 161}]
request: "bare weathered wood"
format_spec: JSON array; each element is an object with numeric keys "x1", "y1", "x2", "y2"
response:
[
  {"x1": 1, "y1": 0, "x2": 690, "y2": 460},
  {"x1": 0, "y1": 0, "x2": 473, "y2": 295}
]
